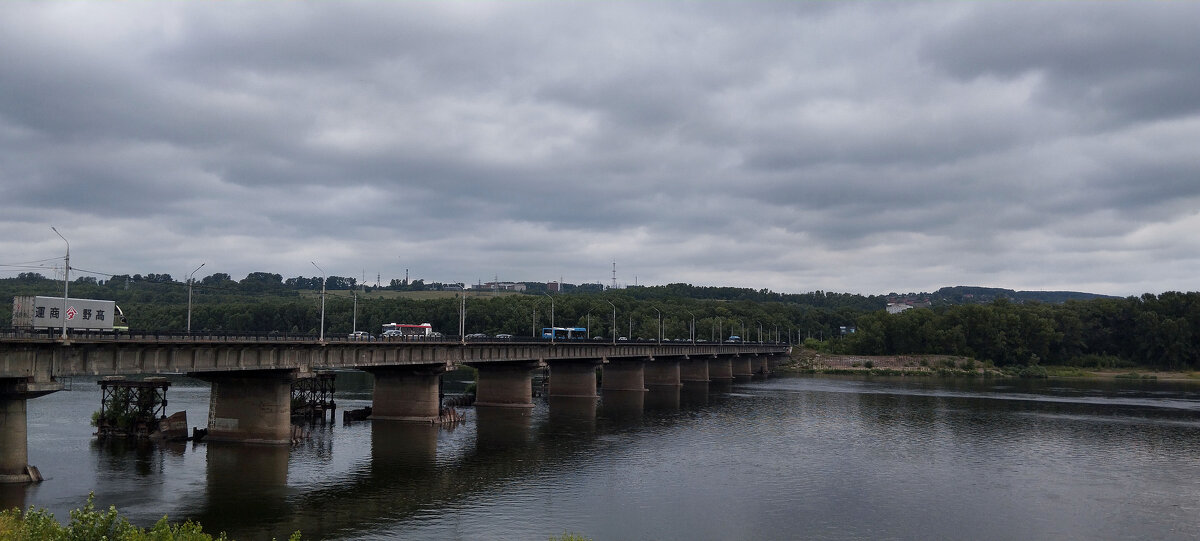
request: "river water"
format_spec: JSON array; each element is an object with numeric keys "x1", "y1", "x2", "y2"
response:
[{"x1": 7, "y1": 372, "x2": 1200, "y2": 540}]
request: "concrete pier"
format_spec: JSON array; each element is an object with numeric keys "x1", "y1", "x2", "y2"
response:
[
  {"x1": 0, "y1": 378, "x2": 61, "y2": 483},
  {"x1": 471, "y1": 362, "x2": 539, "y2": 408},
  {"x1": 194, "y1": 370, "x2": 295, "y2": 444},
  {"x1": 366, "y1": 365, "x2": 447, "y2": 422},
  {"x1": 603, "y1": 359, "x2": 646, "y2": 392},
  {"x1": 732, "y1": 356, "x2": 754, "y2": 378},
  {"x1": 680, "y1": 357, "x2": 710, "y2": 383},
  {"x1": 546, "y1": 359, "x2": 602, "y2": 398},
  {"x1": 644, "y1": 357, "x2": 682, "y2": 387},
  {"x1": 708, "y1": 356, "x2": 734, "y2": 380}
]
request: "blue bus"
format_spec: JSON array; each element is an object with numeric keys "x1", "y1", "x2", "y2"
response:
[{"x1": 542, "y1": 327, "x2": 588, "y2": 340}]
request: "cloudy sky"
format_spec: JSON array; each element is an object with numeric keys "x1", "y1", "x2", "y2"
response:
[{"x1": 2, "y1": 2, "x2": 1198, "y2": 296}]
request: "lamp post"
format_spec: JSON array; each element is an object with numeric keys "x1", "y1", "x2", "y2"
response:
[
  {"x1": 759, "y1": 322, "x2": 763, "y2": 344},
  {"x1": 50, "y1": 227, "x2": 69, "y2": 340},
  {"x1": 686, "y1": 310, "x2": 696, "y2": 344},
  {"x1": 652, "y1": 306, "x2": 662, "y2": 345},
  {"x1": 586, "y1": 310, "x2": 591, "y2": 340},
  {"x1": 311, "y1": 261, "x2": 325, "y2": 342},
  {"x1": 543, "y1": 292, "x2": 555, "y2": 344},
  {"x1": 186, "y1": 262, "x2": 205, "y2": 334},
  {"x1": 605, "y1": 300, "x2": 617, "y2": 345}
]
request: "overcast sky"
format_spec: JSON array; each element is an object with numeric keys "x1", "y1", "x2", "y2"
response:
[{"x1": 2, "y1": 2, "x2": 1199, "y2": 296}]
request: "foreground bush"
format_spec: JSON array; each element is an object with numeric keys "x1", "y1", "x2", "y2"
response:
[{"x1": 0, "y1": 494, "x2": 300, "y2": 541}]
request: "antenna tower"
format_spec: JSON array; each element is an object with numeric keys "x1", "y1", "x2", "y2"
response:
[{"x1": 611, "y1": 260, "x2": 617, "y2": 289}]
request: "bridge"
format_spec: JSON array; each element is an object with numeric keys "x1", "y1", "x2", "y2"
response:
[{"x1": 0, "y1": 332, "x2": 790, "y2": 483}]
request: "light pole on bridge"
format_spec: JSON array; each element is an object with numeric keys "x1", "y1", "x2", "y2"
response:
[
  {"x1": 311, "y1": 261, "x2": 326, "y2": 342},
  {"x1": 686, "y1": 310, "x2": 696, "y2": 344},
  {"x1": 50, "y1": 227, "x2": 69, "y2": 341},
  {"x1": 542, "y1": 292, "x2": 555, "y2": 344},
  {"x1": 652, "y1": 306, "x2": 662, "y2": 345},
  {"x1": 186, "y1": 262, "x2": 205, "y2": 334},
  {"x1": 605, "y1": 299, "x2": 617, "y2": 345}
]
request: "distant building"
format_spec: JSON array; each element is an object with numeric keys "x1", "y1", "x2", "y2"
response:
[
  {"x1": 481, "y1": 281, "x2": 526, "y2": 292},
  {"x1": 887, "y1": 303, "x2": 914, "y2": 315}
]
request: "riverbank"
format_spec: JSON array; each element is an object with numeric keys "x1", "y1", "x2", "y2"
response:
[{"x1": 781, "y1": 348, "x2": 1200, "y2": 381}]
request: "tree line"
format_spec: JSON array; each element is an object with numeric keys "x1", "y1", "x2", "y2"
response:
[
  {"x1": 839, "y1": 293, "x2": 1199, "y2": 370},
  {"x1": 4, "y1": 272, "x2": 1197, "y2": 370}
]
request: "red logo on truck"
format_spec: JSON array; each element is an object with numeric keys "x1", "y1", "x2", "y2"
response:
[{"x1": 66, "y1": 306, "x2": 77, "y2": 320}]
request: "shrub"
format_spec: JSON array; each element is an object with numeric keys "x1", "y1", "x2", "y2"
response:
[
  {"x1": 863, "y1": 360, "x2": 874, "y2": 369},
  {"x1": 1018, "y1": 365, "x2": 1048, "y2": 378}
]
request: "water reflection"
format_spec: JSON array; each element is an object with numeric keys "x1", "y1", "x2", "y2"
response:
[
  {"x1": 600, "y1": 390, "x2": 645, "y2": 423},
  {"x1": 680, "y1": 381, "x2": 709, "y2": 408},
  {"x1": 474, "y1": 407, "x2": 533, "y2": 451},
  {"x1": 16, "y1": 373, "x2": 1200, "y2": 541},
  {"x1": 644, "y1": 385, "x2": 681, "y2": 411}
]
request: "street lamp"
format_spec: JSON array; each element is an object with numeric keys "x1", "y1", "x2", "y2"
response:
[
  {"x1": 652, "y1": 306, "x2": 662, "y2": 345},
  {"x1": 186, "y1": 262, "x2": 205, "y2": 334},
  {"x1": 686, "y1": 310, "x2": 696, "y2": 344},
  {"x1": 604, "y1": 300, "x2": 617, "y2": 345},
  {"x1": 543, "y1": 292, "x2": 555, "y2": 344},
  {"x1": 50, "y1": 227, "x2": 69, "y2": 340},
  {"x1": 311, "y1": 261, "x2": 326, "y2": 342}
]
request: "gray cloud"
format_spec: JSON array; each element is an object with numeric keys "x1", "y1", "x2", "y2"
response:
[{"x1": 2, "y1": 2, "x2": 1199, "y2": 296}]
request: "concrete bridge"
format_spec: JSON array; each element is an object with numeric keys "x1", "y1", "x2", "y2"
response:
[{"x1": 0, "y1": 335, "x2": 790, "y2": 483}]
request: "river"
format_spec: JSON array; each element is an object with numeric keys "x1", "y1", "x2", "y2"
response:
[{"x1": 7, "y1": 371, "x2": 1200, "y2": 540}]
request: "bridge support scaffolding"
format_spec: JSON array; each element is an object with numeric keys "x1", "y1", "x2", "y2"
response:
[
  {"x1": 193, "y1": 370, "x2": 295, "y2": 445},
  {"x1": 546, "y1": 359, "x2": 602, "y2": 398},
  {"x1": 365, "y1": 365, "x2": 448, "y2": 422}
]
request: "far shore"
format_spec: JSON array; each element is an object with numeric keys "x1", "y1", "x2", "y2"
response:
[{"x1": 783, "y1": 348, "x2": 1200, "y2": 381}]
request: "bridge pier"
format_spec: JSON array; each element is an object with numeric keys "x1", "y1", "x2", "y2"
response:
[
  {"x1": 732, "y1": 356, "x2": 754, "y2": 379},
  {"x1": 471, "y1": 362, "x2": 539, "y2": 408},
  {"x1": 602, "y1": 359, "x2": 646, "y2": 392},
  {"x1": 365, "y1": 364, "x2": 448, "y2": 422},
  {"x1": 0, "y1": 378, "x2": 61, "y2": 483},
  {"x1": 546, "y1": 359, "x2": 602, "y2": 398},
  {"x1": 680, "y1": 357, "x2": 710, "y2": 383},
  {"x1": 645, "y1": 357, "x2": 682, "y2": 387},
  {"x1": 192, "y1": 370, "x2": 295, "y2": 444},
  {"x1": 758, "y1": 355, "x2": 772, "y2": 376},
  {"x1": 708, "y1": 356, "x2": 734, "y2": 381}
]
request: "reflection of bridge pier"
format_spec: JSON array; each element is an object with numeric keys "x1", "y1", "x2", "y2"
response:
[
  {"x1": 681, "y1": 381, "x2": 710, "y2": 408},
  {"x1": 197, "y1": 443, "x2": 291, "y2": 537},
  {"x1": 547, "y1": 396, "x2": 598, "y2": 435}
]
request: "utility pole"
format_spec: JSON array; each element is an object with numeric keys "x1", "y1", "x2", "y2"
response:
[
  {"x1": 605, "y1": 300, "x2": 617, "y2": 345},
  {"x1": 51, "y1": 227, "x2": 69, "y2": 340},
  {"x1": 352, "y1": 291, "x2": 358, "y2": 334}
]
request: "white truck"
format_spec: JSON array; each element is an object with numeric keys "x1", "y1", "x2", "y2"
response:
[{"x1": 11, "y1": 295, "x2": 128, "y2": 332}]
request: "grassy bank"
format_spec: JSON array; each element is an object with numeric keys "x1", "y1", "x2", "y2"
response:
[{"x1": 780, "y1": 348, "x2": 1200, "y2": 381}]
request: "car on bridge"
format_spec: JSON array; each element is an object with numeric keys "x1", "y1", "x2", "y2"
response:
[{"x1": 348, "y1": 331, "x2": 373, "y2": 341}]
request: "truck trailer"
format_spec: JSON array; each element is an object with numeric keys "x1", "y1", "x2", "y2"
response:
[{"x1": 11, "y1": 295, "x2": 128, "y2": 332}]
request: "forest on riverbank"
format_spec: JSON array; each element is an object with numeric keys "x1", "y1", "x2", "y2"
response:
[{"x1": 2, "y1": 273, "x2": 1196, "y2": 371}]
